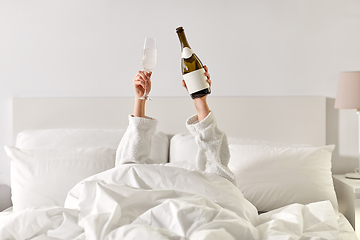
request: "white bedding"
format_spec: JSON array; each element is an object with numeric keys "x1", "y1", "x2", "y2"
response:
[
  {"x1": 0, "y1": 164, "x2": 354, "y2": 240},
  {"x1": 2, "y1": 109, "x2": 357, "y2": 240}
]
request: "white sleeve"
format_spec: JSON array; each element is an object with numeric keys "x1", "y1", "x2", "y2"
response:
[
  {"x1": 115, "y1": 115, "x2": 157, "y2": 166},
  {"x1": 186, "y1": 111, "x2": 236, "y2": 185}
]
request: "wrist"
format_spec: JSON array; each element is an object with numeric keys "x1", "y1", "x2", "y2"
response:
[
  {"x1": 133, "y1": 98, "x2": 146, "y2": 117},
  {"x1": 193, "y1": 97, "x2": 210, "y2": 122}
]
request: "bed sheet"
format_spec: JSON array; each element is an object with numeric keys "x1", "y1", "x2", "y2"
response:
[
  {"x1": 338, "y1": 213, "x2": 358, "y2": 240},
  {"x1": 0, "y1": 164, "x2": 356, "y2": 240}
]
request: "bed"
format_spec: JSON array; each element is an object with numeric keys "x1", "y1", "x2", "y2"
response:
[{"x1": 0, "y1": 96, "x2": 357, "y2": 239}]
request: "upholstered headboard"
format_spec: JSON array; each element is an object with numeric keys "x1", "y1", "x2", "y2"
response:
[{"x1": 13, "y1": 96, "x2": 326, "y2": 146}]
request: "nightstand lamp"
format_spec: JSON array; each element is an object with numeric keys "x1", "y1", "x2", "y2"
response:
[{"x1": 335, "y1": 71, "x2": 360, "y2": 179}]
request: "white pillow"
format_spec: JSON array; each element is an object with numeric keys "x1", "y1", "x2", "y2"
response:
[
  {"x1": 169, "y1": 133, "x2": 311, "y2": 163},
  {"x1": 228, "y1": 144, "x2": 338, "y2": 213},
  {"x1": 4, "y1": 146, "x2": 115, "y2": 212},
  {"x1": 16, "y1": 129, "x2": 169, "y2": 164},
  {"x1": 169, "y1": 133, "x2": 198, "y2": 163}
]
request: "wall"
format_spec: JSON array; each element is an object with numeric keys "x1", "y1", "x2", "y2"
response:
[{"x1": 1, "y1": 0, "x2": 360, "y2": 211}]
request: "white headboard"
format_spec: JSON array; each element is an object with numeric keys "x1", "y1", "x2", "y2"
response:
[{"x1": 13, "y1": 96, "x2": 326, "y2": 146}]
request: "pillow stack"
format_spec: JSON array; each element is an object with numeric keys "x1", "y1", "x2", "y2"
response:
[
  {"x1": 169, "y1": 133, "x2": 338, "y2": 213},
  {"x1": 5, "y1": 129, "x2": 169, "y2": 212}
]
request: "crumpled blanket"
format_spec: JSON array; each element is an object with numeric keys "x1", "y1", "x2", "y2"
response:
[{"x1": 0, "y1": 164, "x2": 340, "y2": 240}]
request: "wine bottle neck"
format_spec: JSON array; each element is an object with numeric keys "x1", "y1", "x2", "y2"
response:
[{"x1": 177, "y1": 29, "x2": 191, "y2": 49}]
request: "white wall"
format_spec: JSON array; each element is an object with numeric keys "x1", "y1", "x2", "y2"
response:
[{"x1": 1, "y1": 0, "x2": 360, "y2": 211}]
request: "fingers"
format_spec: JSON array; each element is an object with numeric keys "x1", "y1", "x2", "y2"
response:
[
  {"x1": 182, "y1": 65, "x2": 211, "y2": 91},
  {"x1": 134, "y1": 70, "x2": 152, "y2": 89},
  {"x1": 204, "y1": 65, "x2": 211, "y2": 87},
  {"x1": 182, "y1": 80, "x2": 188, "y2": 91},
  {"x1": 206, "y1": 78, "x2": 212, "y2": 87}
]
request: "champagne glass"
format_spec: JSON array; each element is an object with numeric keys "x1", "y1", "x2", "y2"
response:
[{"x1": 139, "y1": 37, "x2": 157, "y2": 100}]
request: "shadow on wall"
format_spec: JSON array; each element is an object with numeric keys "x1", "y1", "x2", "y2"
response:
[
  {"x1": 327, "y1": 98, "x2": 358, "y2": 174},
  {"x1": 0, "y1": 184, "x2": 11, "y2": 211}
]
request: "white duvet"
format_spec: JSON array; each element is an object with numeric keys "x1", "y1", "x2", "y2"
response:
[{"x1": 0, "y1": 164, "x2": 343, "y2": 240}]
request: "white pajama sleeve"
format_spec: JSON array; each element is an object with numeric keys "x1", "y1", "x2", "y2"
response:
[
  {"x1": 115, "y1": 115, "x2": 157, "y2": 166},
  {"x1": 186, "y1": 112, "x2": 237, "y2": 185}
]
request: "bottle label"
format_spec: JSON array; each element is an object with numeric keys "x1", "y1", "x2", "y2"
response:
[
  {"x1": 183, "y1": 68, "x2": 209, "y2": 94},
  {"x1": 182, "y1": 47, "x2": 193, "y2": 59}
]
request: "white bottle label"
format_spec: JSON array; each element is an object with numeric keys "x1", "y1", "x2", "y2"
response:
[
  {"x1": 182, "y1": 47, "x2": 193, "y2": 59},
  {"x1": 183, "y1": 68, "x2": 209, "y2": 94}
]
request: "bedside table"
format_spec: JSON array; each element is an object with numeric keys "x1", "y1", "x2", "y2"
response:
[{"x1": 333, "y1": 174, "x2": 360, "y2": 238}]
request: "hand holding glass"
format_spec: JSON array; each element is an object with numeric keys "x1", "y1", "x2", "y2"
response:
[{"x1": 139, "y1": 37, "x2": 157, "y2": 100}]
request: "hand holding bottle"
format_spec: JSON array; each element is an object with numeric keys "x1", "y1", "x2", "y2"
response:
[
  {"x1": 176, "y1": 26, "x2": 211, "y2": 99},
  {"x1": 182, "y1": 65, "x2": 211, "y2": 95},
  {"x1": 182, "y1": 65, "x2": 211, "y2": 122}
]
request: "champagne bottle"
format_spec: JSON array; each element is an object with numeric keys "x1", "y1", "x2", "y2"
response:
[{"x1": 176, "y1": 27, "x2": 211, "y2": 99}]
